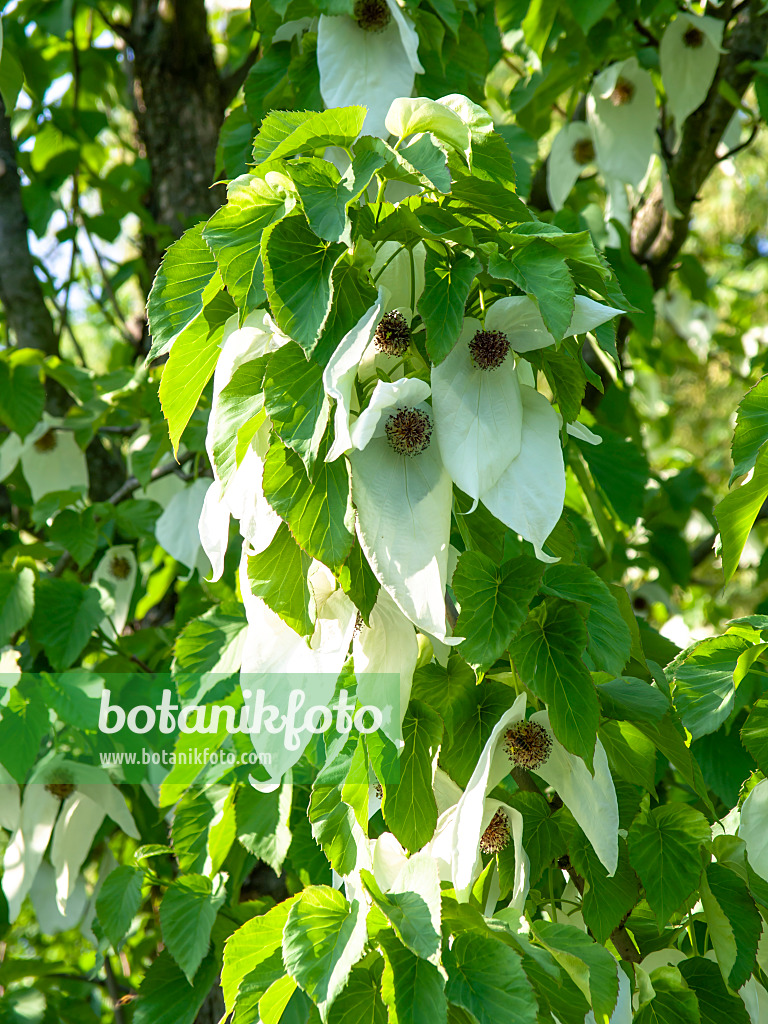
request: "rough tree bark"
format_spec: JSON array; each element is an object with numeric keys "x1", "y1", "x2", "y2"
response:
[{"x1": 0, "y1": 95, "x2": 59, "y2": 355}]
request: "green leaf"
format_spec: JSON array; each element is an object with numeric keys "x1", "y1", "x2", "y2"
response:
[
  {"x1": 596, "y1": 677, "x2": 670, "y2": 723},
  {"x1": 133, "y1": 950, "x2": 221, "y2": 1024},
  {"x1": 741, "y1": 698, "x2": 768, "y2": 774},
  {"x1": 262, "y1": 215, "x2": 345, "y2": 356},
  {"x1": 444, "y1": 932, "x2": 538, "y2": 1024},
  {"x1": 160, "y1": 874, "x2": 227, "y2": 982},
  {"x1": 383, "y1": 700, "x2": 443, "y2": 853},
  {"x1": 730, "y1": 375, "x2": 768, "y2": 483},
  {"x1": 672, "y1": 634, "x2": 753, "y2": 740},
  {"x1": 247, "y1": 522, "x2": 313, "y2": 636},
  {"x1": 203, "y1": 179, "x2": 290, "y2": 313},
  {"x1": 504, "y1": 791, "x2": 564, "y2": 887},
  {"x1": 337, "y1": 540, "x2": 380, "y2": 626},
  {"x1": 252, "y1": 107, "x2": 367, "y2": 163},
  {"x1": 0, "y1": 359, "x2": 45, "y2": 439},
  {"x1": 576, "y1": 427, "x2": 650, "y2": 527},
  {"x1": 172, "y1": 604, "x2": 247, "y2": 703},
  {"x1": 0, "y1": 566, "x2": 34, "y2": 646},
  {"x1": 359, "y1": 857, "x2": 441, "y2": 961},
  {"x1": 171, "y1": 791, "x2": 216, "y2": 874},
  {"x1": 379, "y1": 932, "x2": 447, "y2": 1024},
  {"x1": 264, "y1": 341, "x2": 329, "y2": 472},
  {"x1": 145, "y1": 223, "x2": 218, "y2": 363},
  {"x1": 634, "y1": 712, "x2": 714, "y2": 814},
  {"x1": 599, "y1": 719, "x2": 657, "y2": 791},
  {"x1": 314, "y1": 251, "x2": 378, "y2": 367},
  {"x1": 531, "y1": 922, "x2": 618, "y2": 1022},
  {"x1": 508, "y1": 598, "x2": 598, "y2": 768},
  {"x1": 290, "y1": 159, "x2": 353, "y2": 243},
  {"x1": 222, "y1": 897, "x2": 300, "y2": 1013},
  {"x1": 0, "y1": 682, "x2": 49, "y2": 781},
  {"x1": 627, "y1": 803, "x2": 710, "y2": 926},
  {"x1": 715, "y1": 444, "x2": 768, "y2": 585},
  {"x1": 387, "y1": 97, "x2": 471, "y2": 156},
  {"x1": 310, "y1": 782, "x2": 359, "y2": 877},
  {"x1": 452, "y1": 551, "x2": 543, "y2": 673},
  {"x1": 635, "y1": 967, "x2": 700, "y2": 1024},
  {"x1": 542, "y1": 563, "x2": 632, "y2": 675},
  {"x1": 159, "y1": 287, "x2": 237, "y2": 454},
  {"x1": 678, "y1": 957, "x2": 752, "y2": 1024},
  {"x1": 282, "y1": 886, "x2": 367, "y2": 1020},
  {"x1": 700, "y1": 862, "x2": 760, "y2": 991},
  {"x1": 490, "y1": 239, "x2": 575, "y2": 339},
  {"x1": 433, "y1": 678, "x2": 513, "y2": 789},
  {"x1": 49, "y1": 508, "x2": 99, "y2": 567},
  {"x1": 236, "y1": 783, "x2": 293, "y2": 875},
  {"x1": 231, "y1": 953, "x2": 287, "y2": 1024},
  {"x1": 95, "y1": 866, "x2": 144, "y2": 951},
  {"x1": 211, "y1": 355, "x2": 270, "y2": 486},
  {"x1": 569, "y1": 833, "x2": 639, "y2": 944},
  {"x1": 417, "y1": 245, "x2": 480, "y2": 365},
  {"x1": 263, "y1": 437, "x2": 355, "y2": 571},
  {"x1": 30, "y1": 578, "x2": 103, "y2": 670},
  {"x1": 327, "y1": 967, "x2": 388, "y2": 1024},
  {"x1": 395, "y1": 134, "x2": 452, "y2": 193}
]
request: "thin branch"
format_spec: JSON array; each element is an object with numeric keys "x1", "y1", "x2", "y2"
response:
[{"x1": 50, "y1": 452, "x2": 196, "y2": 578}]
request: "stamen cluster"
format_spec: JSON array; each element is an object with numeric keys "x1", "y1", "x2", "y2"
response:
[
  {"x1": 572, "y1": 138, "x2": 595, "y2": 165},
  {"x1": 683, "y1": 26, "x2": 704, "y2": 48},
  {"x1": 375, "y1": 311, "x2": 411, "y2": 357},
  {"x1": 479, "y1": 807, "x2": 511, "y2": 854},
  {"x1": 504, "y1": 721, "x2": 553, "y2": 771},
  {"x1": 385, "y1": 407, "x2": 432, "y2": 456},
  {"x1": 46, "y1": 780, "x2": 75, "y2": 800},
  {"x1": 609, "y1": 77, "x2": 635, "y2": 106},
  {"x1": 354, "y1": 0, "x2": 391, "y2": 33},
  {"x1": 110, "y1": 556, "x2": 132, "y2": 580},
  {"x1": 34, "y1": 429, "x2": 58, "y2": 453},
  {"x1": 469, "y1": 329, "x2": 510, "y2": 371}
]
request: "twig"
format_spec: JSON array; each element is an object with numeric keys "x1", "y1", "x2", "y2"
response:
[
  {"x1": 50, "y1": 452, "x2": 196, "y2": 578},
  {"x1": 104, "y1": 958, "x2": 127, "y2": 1024}
]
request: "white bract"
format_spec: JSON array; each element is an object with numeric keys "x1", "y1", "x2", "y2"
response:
[
  {"x1": 547, "y1": 122, "x2": 597, "y2": 211},
  {"x1": 0, "y1": 417, "x2": 89, "y2": 504},
  {"x1": 92, "y1": 545, "x2": 137, "y2": 638},
  {"x1": 239, "y1": 556, "x2": 357, "y2": 787},
  {"x1": 480, "y1": 384, "x2": 565, "y2": 563},
  {"x1": 484, "y1": 295, "x2": 623, "y2": 353},
  {"x1": 354, "y1": 587, "x2": 419, "y2": 748},
  {"x1": 445, "y1": 695, "x2": 619, "y2": 879},
  {"x1": 660, "y1": 13, "x2": 723, "y2": 139},
  {"x1": 155, "y1": 477, "x2": 212, "y2": 577},
  {"x1": 739, "y1": 777, "x2": 768, "y2": 882},
  {"x1": 198, "y1": 310, "x2": 286, "y2": 579},
  {"x1": 587, "y1": 57, "x2": 657, "y2": 188},
  {"x1": 348, "y1": 378, "x2": 456, "y2": 641},
  {"x1": 317, "y1": 0, "x2": 423, "y2": 138},
  {"x1": 2, "y1": 756, "x2": 139, "y2": 921}
]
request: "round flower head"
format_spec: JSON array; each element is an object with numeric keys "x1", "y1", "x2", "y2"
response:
[
  {"x1": 348, "y1": 378, "x2": 457, "y2": 642},
  {"x1": 504, "y1": 720, "x2": 553, "y2": 771},
  {"x1": 317, "y1": 0, "x2": 424, "y2": 138},
  {"x1": 587, "y1": 57, "x2": 657, "y2": 187},
  {"x1": 354, "y1": 0, "x2": 390, "y2": 32},
  {"x1": 547, "y1": 122, "x2": 597, "y2": 210},
  {"x1": 660, "y1": 12, "x2": 723, "y2": 140},
  {"x1": 479, "y1": 807, "x2": 511, "y2": 855},
  {"x1": 375, "y1": 310, "x2": 411, "y2": 357}
]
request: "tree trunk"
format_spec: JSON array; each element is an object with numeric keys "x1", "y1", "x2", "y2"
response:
[
  {"x1": 0, "y1": 95, "x2": 59, "y2": 355},
  {"x1": 128, "y1": 0, "x2": 228, "y2": 290}
]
